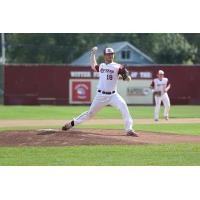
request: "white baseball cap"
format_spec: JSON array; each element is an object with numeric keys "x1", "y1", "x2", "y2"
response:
[
  {"x1": 158, "y1": 70, "x2": 164, "y2": 75},
  {"x1": 104, "y1": 47, "x2": 115, "y2": 54}
]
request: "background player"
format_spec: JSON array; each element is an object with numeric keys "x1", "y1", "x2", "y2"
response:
[
  {"x1": 150, "y1": 70, "x2": 171, "y2": 121},
  {"x1": 62, "y1": 46, "x2": 138, "y2": 136}
]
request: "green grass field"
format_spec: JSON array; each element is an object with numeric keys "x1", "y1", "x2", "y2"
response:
[
  {"x1": 0, "y1": 105, "x2": 200, "y2": 119},
  {"x1": 0, "y1": 105, "x2": 200, "y2": 166},
  {"x1": 1, "y1": 123, "x2": 200, "y2": 135},
  {"x1": 0, "y1": 144, "x2": 200, "y2": 166}
]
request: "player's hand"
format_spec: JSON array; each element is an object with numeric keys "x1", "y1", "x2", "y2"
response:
[
  {"x1": 164, "y1": 88, "x2": 168, "y2": 93},
  {"x1": 125, "y1": 76, "x2": 131, "y2": 81},
  {"x1": 91, "y1": 46, "x2": 98, "y2": 55}
]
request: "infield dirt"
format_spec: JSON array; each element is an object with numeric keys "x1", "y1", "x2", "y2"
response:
[{"x1": 0, "y1": 128, "x2": 200, "y2": 147}]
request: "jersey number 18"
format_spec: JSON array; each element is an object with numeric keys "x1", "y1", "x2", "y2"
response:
[{"x1": 107, "y1": 75, "x2": 113, "y2": 80}]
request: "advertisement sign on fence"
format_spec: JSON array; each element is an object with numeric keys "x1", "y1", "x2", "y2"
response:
[
  {"x1": 69, "y1": 79, "x2": 153, "y2": 104},
  {"x1": 70, "y1": 80, "x2": 91, "y2": 104}
]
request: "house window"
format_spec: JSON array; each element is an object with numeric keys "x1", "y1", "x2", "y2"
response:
[{"x1": 121, "y1": 50, "x2": 131, "y2": 59}]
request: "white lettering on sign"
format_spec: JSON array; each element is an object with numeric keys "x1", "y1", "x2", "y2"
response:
[
  {"x1": 130, "y1": 72, "x2": 138, "y2": 78},
  {"x1": 140, "y1": 72, "x2": 152, "y2": 78},
  {"x1": 93, "y1": 72, "x2": 99, "y2": 77},
  {"x1": 127, "y1": 87, "x2": 151, "y2": 96},
  {"x1": 130, "y1": 71, "x2": 152, "y2": 79},
  {"x1": 70, "y1": 71, "x2": 91, "y2": 78}
]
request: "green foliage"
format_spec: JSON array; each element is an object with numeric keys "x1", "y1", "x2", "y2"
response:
[
  {"x1": 97, "y1": 55, "x2": 104, "y2": 63},
  {"x1": 182, "y1": 33, "x2": 200, "y2": 63},
  {"x1": 4, "y1": 33, "x2": 200, "y2": 64},
  {"x1": 153, "y1": 34, "x2": 197, "y2": 64}
]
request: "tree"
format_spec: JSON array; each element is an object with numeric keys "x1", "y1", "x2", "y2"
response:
[
  {"x1": 4, "y1": 33, "x2": 200, "y2": 64},
  {"x1": 6, "y1": 33, "x2": 77, "y2": 63},
  {"x1": 152, "y1": 33, "x2": 197, "y2": 64},
  {"x1": 182, "y1": 33, "x2": 200, "y2": 63}
]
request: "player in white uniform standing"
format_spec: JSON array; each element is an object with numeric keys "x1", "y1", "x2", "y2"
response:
[
  {"x1": 62, "y1": 46, "x2": 138, "y2": 136},
  {"x1": 150, "y1": 70, "x2": 171, "y2": 121}
]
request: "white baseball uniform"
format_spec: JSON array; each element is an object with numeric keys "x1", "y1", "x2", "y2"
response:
[
  {"x1": 151, "y1": 78, "x2": 171, "y2": 120},
  {"x1": 73, "y1": 62, "x2": 133, "y2": 132}
]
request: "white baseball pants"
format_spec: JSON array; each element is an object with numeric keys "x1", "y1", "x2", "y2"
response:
[
  {"x1": 154, "y1": 93, "x2": 170, "y2": 120},
  {"x1": 73, "y1": 92, "x2": 133, "y2": 132}
]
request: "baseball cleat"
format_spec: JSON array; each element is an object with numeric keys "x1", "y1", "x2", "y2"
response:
[
  {"x1": 62, "y1": 124, "x2": 71, "y2": 131},
  {"x1": 62, "y1": 121, "x2": 73, "y2": 131},
  {"x1": 164, "y1": 116, "x2": 169, "y2": 120},
  {"x1": 126, "y1": 130, "x2": 138, "y2": 137},
  {"x1": 154, "y1": 119, "x2": 159, "y2": 122}
]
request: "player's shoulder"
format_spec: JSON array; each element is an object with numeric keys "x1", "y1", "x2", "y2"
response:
[
  {"x1": 99, "y1": 63, "x2": 106, "y2": 68},
  {"x1": 112, "y1": 62, "x2": 123, "y2": 69},
  {"x1": 112, "y1": 62, "x2": 120, "y2": 65},
  {"x1": 153, "y1": 78, "x2": 158, "y2": 82},
  {"x1": 113, "y1": 62, "x2": 121, "y2": 66},
  {"x1": 163, "y1": 77, "x2": 168, "y2": 81},
  {"x1": 102, "y1": 62, "x2": 122, "y2": 68}
]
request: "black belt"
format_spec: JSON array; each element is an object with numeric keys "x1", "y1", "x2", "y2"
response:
[{"x1": 98, "y1": 90, "x2": 115, "y2": 95}]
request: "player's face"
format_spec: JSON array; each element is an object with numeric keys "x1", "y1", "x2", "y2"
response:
[
  {"x1": 104, "y1": 53, "x2": 114, "y2": 63},
  {"x1": 158, "y1": 74, "x2": 164, "y2": 80}
]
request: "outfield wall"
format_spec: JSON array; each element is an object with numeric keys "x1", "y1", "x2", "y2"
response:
[
  {"x1": 4, "y1": 64, "x2": 200, "y2": 105},
  {"x1": 0, "y1": 64, "x2": 4, "y2": 104}
]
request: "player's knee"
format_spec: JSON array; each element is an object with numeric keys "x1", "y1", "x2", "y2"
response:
[
  {"x1": 155, "y1": 105, "x2": 160, "y2": 110},
  {"x1": 165, "y1": 103, "x2": 170, "y2": 109},
  {"x1": 88, "y1": 110, "x2": 95, "y2": 118},
  {"x1": 119, "y1": 101, "x2": 128, "y2": 110}
]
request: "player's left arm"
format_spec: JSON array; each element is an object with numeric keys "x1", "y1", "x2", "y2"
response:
[
  {"x1": 118, "y1": 64, "x2": 131, "y2": 81},
  {"x1": 150, "y1": 80, "x2": 155, "y2": 89},
  {"x1": 165, "y1": 80, "x2": 171, "y2": 92}
]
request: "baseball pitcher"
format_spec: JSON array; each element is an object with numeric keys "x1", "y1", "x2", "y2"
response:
[
  {"x1": 62, "y1": 46, "x2": 138, "y2": 136},
  {"x1": 150, "y1": 70, "x2": 171, "y2": 121}
]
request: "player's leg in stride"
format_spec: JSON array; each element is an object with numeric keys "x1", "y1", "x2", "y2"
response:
[
  {"x1": 162, "y1": 93, "x2": 170, "y2": 120},
  {"x1": 109, "y1": 93, "x2": 138, "y2": 136},
  {"x1": 62, "y1": 94, "x2": 107, "y2": 131},
  {"x1": 154, "y1": 95, "x2": 161, "y2": 121}
]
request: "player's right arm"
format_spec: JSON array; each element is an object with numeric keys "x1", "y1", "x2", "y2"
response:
[
  {"x1": 90, "y1": 47, "x2": 99, "y2": 72},
  {"x1": 165, "y1": 79, "x2": 171, "y2": 93}
]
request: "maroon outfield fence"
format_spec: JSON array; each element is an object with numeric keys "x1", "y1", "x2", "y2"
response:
[{"x1": 4, "y1": 64, "x2": 200, "y2": 105}]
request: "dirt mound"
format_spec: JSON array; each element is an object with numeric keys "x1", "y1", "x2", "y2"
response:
[{"x1": 0, "y1": 129, "x2": 200, "y2": 147}]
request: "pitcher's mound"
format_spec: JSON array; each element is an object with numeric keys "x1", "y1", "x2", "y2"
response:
[{"x1": 0, "y1": 129, "x2": 200, "y2": 146}]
